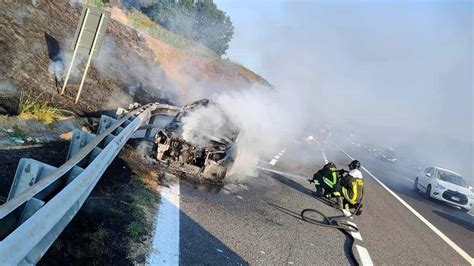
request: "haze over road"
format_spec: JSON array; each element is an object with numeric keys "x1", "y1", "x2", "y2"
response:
[{"x1": 150, "y1": 140, "x2": 474, "y2": 265}]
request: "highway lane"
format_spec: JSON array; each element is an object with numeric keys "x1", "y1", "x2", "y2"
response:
[
  {"x1": 151, "y1": 142, "x2": 360, "y2": 265},
  {"x1": 334, "y1": 145, "x2": 474, "y2": 258},
  {"x1": 150, "y1": 140, "x2": 472, "y2": 265},
  {"x1": 323, "y1": 144, "x2": 472, "y2": 264}
]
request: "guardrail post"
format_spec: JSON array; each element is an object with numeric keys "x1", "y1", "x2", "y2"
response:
[
  {"x1": 8, "y1": 159, "x2": 58, "y2": 201},
  {"x1": 0, "y1": 103, "x2": 158, "y2": 264},
  {"x1": 97, "y1": 115, "x2": 118, "y2": 135},
  {"x1": 67, "y1": 130, "x2": 97, "y2": 160},
  {"x1": 144, "y1": 115, "x2": 157, "y2": 140},
  {"x1": 18, "y1": 198, "x2": 45, "y2": 225}
]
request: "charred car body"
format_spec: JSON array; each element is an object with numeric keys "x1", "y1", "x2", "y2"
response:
[{"x1": 153, "y1": 99, "x2": 239, "y2": 182}]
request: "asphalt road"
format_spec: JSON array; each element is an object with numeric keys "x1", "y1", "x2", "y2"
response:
[
  {"x1": 341, "y1": 145, "x2": 474, "y2": 259},
  {"x1": 149, "y1": 140, "x2": 473, "y2": 265}
]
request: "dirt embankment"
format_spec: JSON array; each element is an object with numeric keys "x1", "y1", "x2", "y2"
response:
[
  {"x1": 0, "y1": 1, "x2": 268, "y2": 116},
  {"x1": 0, "y1": 1, "x2": 170, "y2": 115}
]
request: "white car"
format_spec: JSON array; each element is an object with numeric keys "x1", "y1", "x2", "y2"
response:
[{"x1": 414, "y1": 166, "x2": 473, "y2": 212}]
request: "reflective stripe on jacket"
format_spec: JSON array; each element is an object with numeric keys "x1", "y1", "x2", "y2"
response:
[
  {"x1": 342, "y1": 178, "x2": 364, "y2": 205},
  {"x1": 322, "y1": 167, "x2": 338, "y2": 188}
]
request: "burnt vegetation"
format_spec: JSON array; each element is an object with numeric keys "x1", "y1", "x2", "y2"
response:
[{"x1": 38, "y1": 146, "x2": 160, "y2": 265}]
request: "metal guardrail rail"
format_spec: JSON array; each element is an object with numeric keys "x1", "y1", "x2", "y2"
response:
[{"x1": 0, "y1": 103, "x2": 179, "y2": 265}]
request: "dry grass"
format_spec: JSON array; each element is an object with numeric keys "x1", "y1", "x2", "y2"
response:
[{"x1": 18, "y1": 96, "x2": 65, "y2": 124}]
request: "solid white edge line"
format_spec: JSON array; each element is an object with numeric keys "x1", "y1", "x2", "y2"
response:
[
  {"x1": 147, "y1": 182, "x2": 180, "y2": 265},
  {"x1": 269, "y1": 159, "x2": 278, "y2": 166},
  {"x1": 356, "y1": 245, "x2": 374, "y2": 266},
  {"x1": 337, "y1": 146, "x2": 474, "y2": 265}
]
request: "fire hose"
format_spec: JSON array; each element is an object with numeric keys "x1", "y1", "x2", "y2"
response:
[
  {"x1": 300, "y1": 198, "x2": 363, "y2": 232},
  {"x1": 300, "y1": 178, "x2": 364, "y2": 232}
]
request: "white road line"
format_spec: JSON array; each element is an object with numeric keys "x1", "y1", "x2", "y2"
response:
[
  {"x1": 337, "y1": 147, "x2": 474, "y2": 265},
  {"x1": 347, "y1": 221, "x2": 363, "y2": 241},
  {"x1": 257, "y1": 166, "x2": 306, "y2": 180},
  {"x1": 147, "y1": 182, "x2": 180, "y2": 265},
  {"x1": 269, "y1": 148, "x2": 287, "y2": 166},
  {"x1": 321, "y1": 149, "x2": 329, "y2": 164},
  {"x1": 468, "y1": 212, "x2": 474, "y2": 217},
  {"x1": 356, "y1": 245, "x2": 374, "y2": 266}
]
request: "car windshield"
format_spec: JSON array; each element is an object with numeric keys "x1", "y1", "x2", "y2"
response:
[{"x1": 438, "y1": 171, "x2": 466, "y2": 187}]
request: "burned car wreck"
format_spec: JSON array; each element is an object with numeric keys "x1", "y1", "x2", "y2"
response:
[{"x1": 153, "y1": 99, "x2": 239, "y2": 182}]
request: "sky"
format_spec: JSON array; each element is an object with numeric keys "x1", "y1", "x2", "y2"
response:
[{"x1": 215, "y1": 0, "x2": 473, "y2": 177}]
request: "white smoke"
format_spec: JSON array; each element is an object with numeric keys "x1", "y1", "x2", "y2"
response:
[
  {"x1": 48, "y1": 60, "x2": 64, "y2": 81},
  {"x1": 94, "y1": 36, "x2": 178, "y2": 103},
  {"x1": 181, "y1": 104, "x2": 230, "y2": 147},
  {"x1": 214, "y1": 0, "x2": 473, "y2": 182},
  {"x1": 47, "y1": 36, "x2": 86, "y2": 83}
]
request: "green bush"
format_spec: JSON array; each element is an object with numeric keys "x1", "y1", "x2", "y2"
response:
[
  {"x1": 85, "y1": 0, "x2": 104, "y2": 8},
  {"x1": 128, "y1": 11, "x2": 218, "y2": 58},
  {"x1": 126, "y1": 222, "x2": 144, "y2": 242},
  {"x1": 126, "y1": 0, "x2": 233, "y2": 56},
  {"x1": 85, "y1": 226, "x2": 108, "y2": 256}
]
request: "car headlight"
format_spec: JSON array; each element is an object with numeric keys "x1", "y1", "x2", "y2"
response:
[{"x1": 434, "y1": 182, "x2": 446, "y2": 189}]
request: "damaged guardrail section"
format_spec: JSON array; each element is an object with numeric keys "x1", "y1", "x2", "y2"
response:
[{"x1": 0, "y1": 103, "x2": 164, "y2": 265}]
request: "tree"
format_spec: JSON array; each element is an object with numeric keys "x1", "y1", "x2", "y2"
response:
[
  {"x1": 124, "y1": 0, "x2": 234, "y2": 56},
  {"x1": 193, "y1": 0, "x2": 234, "y2": 56}
]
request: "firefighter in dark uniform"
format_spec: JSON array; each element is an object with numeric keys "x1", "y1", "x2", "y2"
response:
[{"x1": 309, "y1": 162, "x2": 340, "y2": 197}]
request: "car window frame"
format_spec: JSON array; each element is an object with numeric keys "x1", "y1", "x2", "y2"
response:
[{"x1": 431, "y1": 168, "x2": 437, "y2": 179}]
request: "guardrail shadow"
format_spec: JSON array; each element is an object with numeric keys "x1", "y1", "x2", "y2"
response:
[
  {"x1": 173, "y1": 180, "x2": 248, "y2": 265},
  {"x1": 179, "y1": 208, "x2": 248, "y2": 265}
]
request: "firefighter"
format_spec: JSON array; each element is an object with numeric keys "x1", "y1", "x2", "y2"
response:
[
  {"x1": 309, "y1": 162, "x2": 340, "y2": 197},
  {"x1": 336, "y1": 160, "x2": 364, "y2": 211}
]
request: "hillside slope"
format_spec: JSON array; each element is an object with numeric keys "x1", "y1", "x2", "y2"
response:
[{"x1": 0, "y1": 1, "x2": 268, "y2": 115}]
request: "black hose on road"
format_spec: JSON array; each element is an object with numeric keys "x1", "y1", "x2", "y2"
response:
[
  {"x1": 300, "y1": 205, "x2": 361, "y2": 232},
  {"x1": 300, "y1": 197, "x2": 364, "y2": 265}
]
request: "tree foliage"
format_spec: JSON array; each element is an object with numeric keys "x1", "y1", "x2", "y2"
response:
[{"x1": 124, "y1": 0, "x2": 234, "y2": 56}]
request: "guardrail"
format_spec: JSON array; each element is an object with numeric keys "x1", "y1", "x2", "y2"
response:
[{"x1": 0, "y1": 103, "x2": 178, "y2": 265}]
